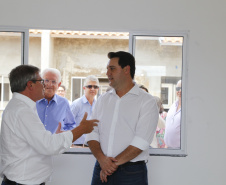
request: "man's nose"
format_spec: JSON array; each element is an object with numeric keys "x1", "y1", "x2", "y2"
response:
[{"x1": 106, "y1": 69, "x2": 110, "y2": 76}]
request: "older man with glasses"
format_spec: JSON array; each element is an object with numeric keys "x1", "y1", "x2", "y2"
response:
[
  {"x1": 0, "y1": 65, "x2": 98, "y2": 185},
  {"x1": 71, "y1": 75, "x2": 99, "y2": 147},
  {"x1": 36, "y1": 68, "x2": 76, "y2": 134}
]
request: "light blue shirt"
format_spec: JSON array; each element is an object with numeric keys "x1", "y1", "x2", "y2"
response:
[
  {"x1": 70, "y1": 95, "x2": 96, "y2": 144},
  {"x1": 36, "y1": 94, "x2": 76, "y2": 134}
]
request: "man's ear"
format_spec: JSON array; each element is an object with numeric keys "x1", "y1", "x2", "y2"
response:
[
  {"x1": 124, "y1": 65, "x2": 130, "y2": 75},
  {"x1": 26, "y1": 81, "x2": 33, "y2": 90},
  {"x1": 58, "y1": 82, "x2": 61, "y2": 88}
]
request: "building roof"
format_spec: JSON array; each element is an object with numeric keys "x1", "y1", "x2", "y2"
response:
[{"x1": 29, "y1": 30, "x2": 129, "y2": 39}]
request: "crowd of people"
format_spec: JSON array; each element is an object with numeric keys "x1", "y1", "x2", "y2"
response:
[{"x1": 0, "y1": 51, "x2": 182, "y2": 185}]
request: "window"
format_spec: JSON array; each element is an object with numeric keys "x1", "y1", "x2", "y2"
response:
[
  {"x1": 1, "y1": 27, "x2": 188, "y2": 156},
  {"x1": 0, "y1": 28, "x2": 29, "y2": 124},
  {"x1": 130, "y1": 32, "x2": 187, "y2": 156},
  {"x1": 29, "y1": 30, "x2": 129, "y2": 101}
]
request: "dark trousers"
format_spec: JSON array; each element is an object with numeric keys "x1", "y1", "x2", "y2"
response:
[
  {"x1": 1, "y1": 176, "x2": 45, "y2": 185},
  {"x1": 91, "y1": 161, "x2": 148, "y2": 185}
]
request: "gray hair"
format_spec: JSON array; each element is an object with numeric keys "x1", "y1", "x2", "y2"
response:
[
  {"x1": 9, "y1": 65, "x2": 40, "y2": 93},
  {"x1": 177, "y1": 80, "x2": 182, "y2": 87},
  {"x1": 41, "y1": 68, "x2": 61, "y2": 82},
  {"x1": 153, "y1": 96, "x2": 163, "y2": 113},
  {"x1": 84, "y1": 75, "x2": 99, "y2": 86}
]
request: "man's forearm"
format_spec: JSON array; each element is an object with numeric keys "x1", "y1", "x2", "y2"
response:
[
  {"x1": 87, "y1": 140, "x2": 105, "y2": 161},
  {"x1": 71, "y1": 126, "x2": 85, "y2": 142},
  {"x1": 70, "y1": 113, "x2": 98, "y2": 142},
  {"x1": 88, "y1": 140, "x2": 118, "y2": 175},
  {"x1": 115, "y1": 145, "x2": 142, "y2": 166}
]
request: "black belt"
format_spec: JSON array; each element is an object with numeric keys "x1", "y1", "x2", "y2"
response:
[
  {"x1": 3, "y1": 176, "x2": 45, "y2": 185},
  {"x1": 120, "y1": 160, "x2": 146, "y2": 167},
  {"x1": 73, "y1": 144, "x2": 88, "y2": 147}
]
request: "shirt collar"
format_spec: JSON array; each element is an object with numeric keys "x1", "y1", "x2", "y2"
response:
[
  {"x1": 52, "y1": 94, "x2": 58, "y2": 104},
  {"x1": 128, "y1": 83, "x2": 140, "y2": 96},
  {"x1": 109, "y1": 82, "x2": 139, "y2": 96},
  {"x1": 175, "y1": 100, "x2": 179, "y2": 107},
  {"x1": 82, "y1": 95, "x2": 96, "y2": 104},
  {"x1": 39, "y1": 94, "x2": 58, "y2": 104},
  {"x1": 82, "y1": 95, "x2": 88, "y2": 103},
  {"x1": 13, "y1": 92, "x2": 36, "y2": 110}
]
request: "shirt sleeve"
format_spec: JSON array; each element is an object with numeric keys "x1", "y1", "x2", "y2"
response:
[
  {"x1": 14, "y1": 107, "x2": 73, "y2": 155},
  {"x1": 85, "y1": 98, "x2": 100, "y2": 144},
  {"x1": 62, "y1": 103, "x2": 76, "y2": 131},
  {"x1": 130, "y1": 96, "x2": 159, "y2": 150},
  {"x1": 70, "y1": 101, "x2": 80, "y2": 126}
]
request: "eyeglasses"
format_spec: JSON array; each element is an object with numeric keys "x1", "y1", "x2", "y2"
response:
[
  {"x1": 176, "y1": 87, "x2": 181, "y2": 91},
  {"x1": 85, "y1": 85, "x2": 99, "y2": 89},
  {"x1": 44, "y1": 79, "x2": 57, "y2": 85},
  {"x1": 57, "y1": 90, "x2": 65, "y2": 93},
  {"x1": 32, "y1": 79, "x2": 45, "y2": 85}
]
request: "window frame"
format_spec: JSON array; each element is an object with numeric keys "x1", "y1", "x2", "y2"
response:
[
  {"x1": 129, "y1": 31, "x2": 188, "y2": 156},
  {"x1": 0, "y1": 26, "x2": 29, "y2": 65},
  {"x1": 0, "y1": 27, "x2": 188, "y2": 157},
  {"x1": 0, "y1": 27, "x2": 29, "y2": 110}
]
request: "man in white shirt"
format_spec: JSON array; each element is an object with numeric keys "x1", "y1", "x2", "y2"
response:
[
  {"x1": 86, "y1": 51, "x2": 159, "y2": 185},
  {"x1": 0, "y1": 65, "x2": 98, "y2": 185}
]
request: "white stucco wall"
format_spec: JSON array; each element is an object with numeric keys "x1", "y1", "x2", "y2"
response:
[{"x1": 0, "y1": 0, "x2": 226, "y2": 185}]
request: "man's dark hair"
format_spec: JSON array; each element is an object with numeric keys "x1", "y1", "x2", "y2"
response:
[
  {"x1": 9, "y1": 65, "x2": 40, "y2": 93},
  {"x1": 108, "y1": 51, "x2": 136, "y2": 79},
  {"x1": 139, "y1": 85, "x2": 149, "y2": 93}
]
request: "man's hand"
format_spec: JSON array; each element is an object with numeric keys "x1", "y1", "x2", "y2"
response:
[
  {"x1": 71, "y1": 112, "x2": 99, "y2": 142},
  {"x1": 99, "y1": 156, "x2": 118, "y2": 176},
  {"x1": 100, "y1": 170, "x2": 108, "y2": 183},
  {"x1": 79, "y1": 112, "x2": 99, "y2": 134},
  {"x1": 55, "y1": 122, "x2": 63, "y2": 134}
]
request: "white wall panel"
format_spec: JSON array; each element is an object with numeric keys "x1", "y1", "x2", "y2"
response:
[{"x1": 0, "y1": 0, "x2": 226, "y2": 184}]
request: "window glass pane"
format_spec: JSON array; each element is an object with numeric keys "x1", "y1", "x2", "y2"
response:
[
  {"x1": 161, "y1": 87, "x2": 169, "y2": 105},
  {"x1": 29, "y1": 33, "x2": 41, "y2": 69},
  {"x1": 0, "y1": 31, "x2": 23, "y2": 123},
  {"x1": 0, "y1": 32, "x2": 22, "y2": 74},
  {"x1": 28, "y1": 30, "x2": 186, "y2": 155},
  {"x1": 71, "y1": 77, "x2": 85, "y2": 101},
  {"x1": 29, "y1": 30, "x2": 129, "y2": 102},
  {"x1": 132, "y1": 36, "x2": 183, "y2": 150}
]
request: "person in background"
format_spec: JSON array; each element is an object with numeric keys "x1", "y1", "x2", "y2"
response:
[
  {"x1": 71, "y1": 75, "x2": 99, "y2": 147},
  {"x1": 164, "y1": 80, "x2": 182, "y2": 149},
  {"x1": 0, "y1": 65, "x2": 98, "y2": 185},
  {"x1": 57, "y1": 84, "x2": 72, "y2": 105},
  {"x1": 36, "y1": 68, "x2": 75, "y2": 134},
  {"x1": 86, "y1": 51, "x2": 159, "y2": 185},
  {"x1": 151, "y1": 96, "x2": 166, "y2": 148},
  {"x1": 138, "y1": 85, "x2": 166, "y2": 148},
  {"x1": 139, "y1": 84, "x2": 149, "y2": 93},
  {"x1": 160, "y1": 101, "x2": 167, "y2": 121},
  {"x1": 56, "y1": 85, "x2": 66, "y2": 97}
]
